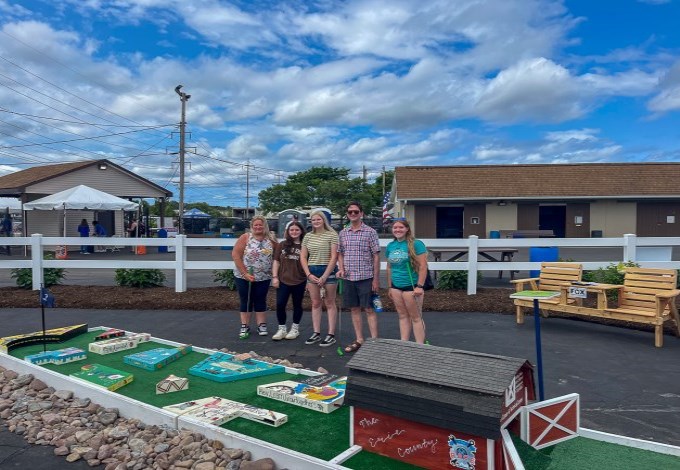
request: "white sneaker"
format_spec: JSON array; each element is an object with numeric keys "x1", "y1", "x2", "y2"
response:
[
  {"x1": 285, "y1": 325, "x2": 300, "y2": 340},
  {"x1": 257, "y1": 323, "x2": 268, "y2": 336},
  {"x1": 272, "y1": 325, "x2": 287, "y2": 341}
]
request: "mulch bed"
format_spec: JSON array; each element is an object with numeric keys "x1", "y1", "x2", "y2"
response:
[
  {"x1": 0, "y1": 285, "x2": 673, "y2": 334},
  {"x1": 0, "y1": 286, "x2": 515, "y2": 313}
]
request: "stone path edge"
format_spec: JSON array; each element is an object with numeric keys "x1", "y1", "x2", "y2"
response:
[{"x1": 0, "y1": 326, "x2": 348, "y2": 470}]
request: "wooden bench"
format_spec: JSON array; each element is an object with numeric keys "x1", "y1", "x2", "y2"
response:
[
  {"x1": 510, "y1": 262, "x2": 583, "y2": 324},
  {"x1": 570, "y1": 268, "x2": 680, "y2": 348}
]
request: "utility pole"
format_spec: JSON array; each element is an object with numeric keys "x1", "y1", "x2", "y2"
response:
[
  {"x1": 382, "y1": 165, "x2": 386, "y2": 196},
  {"x1": 362, "y1": 165, "x2": 367, "y2": 182},
  {"x1": 175, "y1": 85, "x2": 190, "y2": 234},
  {"x1": 245, "y1": 159, "x2": 250, "y2": 220}
]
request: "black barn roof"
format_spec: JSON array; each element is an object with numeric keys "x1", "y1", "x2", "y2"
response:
[{"x1": 345, "y1": 339, "x2": 534, "y2": 439}]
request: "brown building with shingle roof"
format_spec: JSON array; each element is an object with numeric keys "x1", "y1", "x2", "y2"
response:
[
  {"x1": 392, "y1": 163, "x2": 680, "y2": 238},
  {"x1": 0, "y1": 159, "x2": 172, "y2": 238}
]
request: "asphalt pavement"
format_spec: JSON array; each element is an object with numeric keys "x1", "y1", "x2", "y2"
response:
[{"x1": 1, "y1": 305, "x2": 680, "y2": 469}]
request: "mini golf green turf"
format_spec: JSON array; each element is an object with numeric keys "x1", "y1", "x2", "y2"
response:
[
  {"x1": 511, "y1": 434, "x2": 680, "y2": 469},
  {"x1": 9, "y1": 332, "x2": 375, "y2": 465}
]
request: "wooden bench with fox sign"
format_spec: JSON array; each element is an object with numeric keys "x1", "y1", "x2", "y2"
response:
[
  {"x1": 511, "y1": 262, "x2": 583, "y2": 324},
  {"x1": 556, "y1": 267, "x2": 680, "y2": 347}
]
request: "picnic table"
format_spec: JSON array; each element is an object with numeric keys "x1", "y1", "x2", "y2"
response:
[{"x1": 429, "y1": 248, "x2": 519, "y2": 279}]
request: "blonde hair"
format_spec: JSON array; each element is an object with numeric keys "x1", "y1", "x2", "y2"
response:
[
  {"x1": 392, "y1": 219, "x2": 419, "y2": 270},
  {"x1": 250, "y1": 215, "x2": 277, "y2": 242},
  {"x1": 310, "y1": 210, "x2": 333, "y2": 233}
]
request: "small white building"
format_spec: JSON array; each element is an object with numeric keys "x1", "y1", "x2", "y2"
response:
[{"x1": 0, "y1": 159, "x2": 172, "y2": 238}]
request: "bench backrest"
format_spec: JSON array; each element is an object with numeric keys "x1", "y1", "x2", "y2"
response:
[
  {"x1": 619, "y1": 268, "x2": 678, "y2": 312},
  {"x1": 538, "y1": 262, "x2": 582, "y2": 291}
]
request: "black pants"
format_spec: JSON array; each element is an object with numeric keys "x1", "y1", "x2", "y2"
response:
[{"x1": 276, "y1": 281, "x2": 306, "y2": 325}]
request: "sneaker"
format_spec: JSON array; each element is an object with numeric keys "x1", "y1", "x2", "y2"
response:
[
  {"x1": 305, "y1": 332, "x2": 321, "y2": 345},
  {"x1": 319, "y1": 335, "x2": 336, "y2": 347},
  {"x1": 239, "y1": 325, "x2": 250, "y2": 339},
  {"x1": 257, "y1": 323, "x2": 268, "y2": 336},
  {"x1": 272, "y1": 325, "x2": 287, "y2": 341},
  {"x1": 285, "y1": 324, "x2": 300, "y2": 340}
]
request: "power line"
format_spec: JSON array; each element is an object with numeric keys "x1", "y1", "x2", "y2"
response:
[
  {"x1": 0, "y1": 53, "x2": 170, "y2": 135},
  {"x1": 0, "y1": 125, "x2": 172, "y2": 150},
  {"x1": 0, "y1": 107, "x2": 173, "y2": 128}
]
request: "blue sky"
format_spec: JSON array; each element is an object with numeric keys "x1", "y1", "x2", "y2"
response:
[{"x1": 0, "y1": 0, "x2": 679, "y2": 207}]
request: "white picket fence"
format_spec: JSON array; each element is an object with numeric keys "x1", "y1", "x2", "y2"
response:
[{"x1": 0, "y1": 234, "x2": 679, "y2": 295}]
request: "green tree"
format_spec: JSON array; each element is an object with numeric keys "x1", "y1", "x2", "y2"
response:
[
  {"x1": 149, "y1": 199, "x2": 178, "y2": 216},
  {"x1": 258, "y1": 166, "x2": 391, "y2": 217}
]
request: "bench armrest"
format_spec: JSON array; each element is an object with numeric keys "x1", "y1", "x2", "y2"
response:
[
  {"x1": 510, "y1": 277, "x2": 539, "y2": 284},
  {"x1": 587, "y1": 284, "x2": 623, "y2": 291},
  {"x1": 656, "y1": 289, "x2": 680, "y2": 299}
]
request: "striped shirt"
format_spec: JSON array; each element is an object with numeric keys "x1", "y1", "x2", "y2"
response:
[
  {"x1": 302, "y1": 230, "x2": 339, "y2": 265},
  {"x1": 338, "y1": 223, "x2": 380, "y2": 281}
]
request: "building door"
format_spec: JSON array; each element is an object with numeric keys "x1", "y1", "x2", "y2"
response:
[
  {"x1": 565, "y1": 203, "x2": 590, "y2": 238},
  {"x1": 436, "y1": 207, "x2": 463, "y2": 238},
  {"x1": 539, "y1": 206, "x2": 566, "y2": 238},
  {"x1": 636, "y1": 202, "x2": 680, "y2": 237},
  {"x1": 414, "y1": 205, "x2": 436, "y2": 238},
  {"x1": 517, "y1": 204, "x2": 539, "y2": 230}
]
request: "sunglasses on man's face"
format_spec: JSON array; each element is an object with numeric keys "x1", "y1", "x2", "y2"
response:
[{"x1": 347, "y1": 210, "x2": 361, "y2": 215}]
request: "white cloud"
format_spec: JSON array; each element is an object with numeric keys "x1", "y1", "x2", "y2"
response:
[
  {"x1": 476, "y1": 58, "x2": 583, "y2": 123},
  {"x1": 648, "y1": 61, "x2": 680, "y2": 113},
  {"x1": 545, "y1": 129, "x2": 599, "y2": 143},
  {"x1": 473, "y1": 145, "x2": 522, "y2": 160}
]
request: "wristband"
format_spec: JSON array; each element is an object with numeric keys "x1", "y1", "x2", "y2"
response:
[{"x1": 416, "y1": 284, "x2": 424, "y2": 289}]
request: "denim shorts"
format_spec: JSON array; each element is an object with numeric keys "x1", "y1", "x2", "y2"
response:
[{"x1": 309, "y1": 264, "x2": 337, "y2": 284}]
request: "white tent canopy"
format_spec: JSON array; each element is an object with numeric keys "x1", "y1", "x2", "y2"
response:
[{"x1": 23, "y1": 185, "x2": 139, "y2": 211}]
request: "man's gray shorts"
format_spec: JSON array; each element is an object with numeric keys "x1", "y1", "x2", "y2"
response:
[{"x1": 342, "y1": 278, "x2": 373, "y2": 309}]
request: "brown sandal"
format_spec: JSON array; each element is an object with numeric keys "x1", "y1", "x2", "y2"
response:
[{"x1": 344, "y1": 341, "x2": 362, "y2": 353}]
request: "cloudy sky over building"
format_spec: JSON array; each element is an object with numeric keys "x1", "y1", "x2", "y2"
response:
[{"x1": 0, "y1": 0, "x2": 679, "y2": 205}]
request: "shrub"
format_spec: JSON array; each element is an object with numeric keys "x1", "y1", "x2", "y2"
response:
[
  {"x1": 11, "y1": 253, "x2": 66, "y2": 289},
  {"x1": 582, "y1": 261, "x2": 640, "y2": 301},
  {"x1": 213, "y1": 269, "x2": 236, "y2": 290},
  {"x1": 582, "y1": 261, "x2": 640, "y2": 285},
  {"x1": 114, "y1": 269, "x2": 166, "y2": 288},
  {"x1": 436, "y1": 269, "x2": 482, "y2": 290}
]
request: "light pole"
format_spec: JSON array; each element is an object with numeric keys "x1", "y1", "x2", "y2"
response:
[{"x1": 175, "y1": 85, "x2": 190, "y2": 234}]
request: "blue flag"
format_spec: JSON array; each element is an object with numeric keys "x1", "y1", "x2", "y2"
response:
[{"x1": 40, "y1": 287, "x2": 56, "y2": 308}]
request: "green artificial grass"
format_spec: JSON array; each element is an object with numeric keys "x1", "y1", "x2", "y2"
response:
[
  {"x1": 511, "y1": 433, "x2": 680, "y2": 470},
  {"x1": 9, "y1": 332, "x2": 352, "y2": 462}
]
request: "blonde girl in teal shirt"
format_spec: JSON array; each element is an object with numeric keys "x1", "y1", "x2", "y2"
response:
[{"x1": 385, "y1": 219, "x2": 428, "y2": 344}]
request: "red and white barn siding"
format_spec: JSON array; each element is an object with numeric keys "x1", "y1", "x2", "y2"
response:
[
  {"x1": 352, "y1": 407, "x2": 498, "y2": 469},
  {"x1": 521, "y1": 393, "x2": 580, "y2": 450},
  {"x1": 500, "y1": 370, "x2": 532, "y2": 429}
]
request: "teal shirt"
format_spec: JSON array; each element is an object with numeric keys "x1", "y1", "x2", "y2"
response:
[{"x1": 386, "y1": 239, "x2": 427, "y2": 288}]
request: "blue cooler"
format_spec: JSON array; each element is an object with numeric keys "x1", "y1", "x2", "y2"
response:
[
  {"x1": 221, "y1": 233, "x2": 235, "y2": 250},
  {"x1": 529, "y1": 247, "x2": 559, "y2": 277},
  {"x1": 490, "y1": 231, "x2": 500, "y2": 239},
  {"x1": 157, "y1": 229, "x2": 168, "y2": 253}
]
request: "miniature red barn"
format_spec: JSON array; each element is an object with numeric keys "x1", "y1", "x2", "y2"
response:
[{"x1": 345, "y1": 339, "x2": 535, "y2": 470}]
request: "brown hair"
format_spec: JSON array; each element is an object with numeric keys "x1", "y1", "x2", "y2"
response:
[{"x1": 284, "y1": 221, "x2": 305, "y2": 246}]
